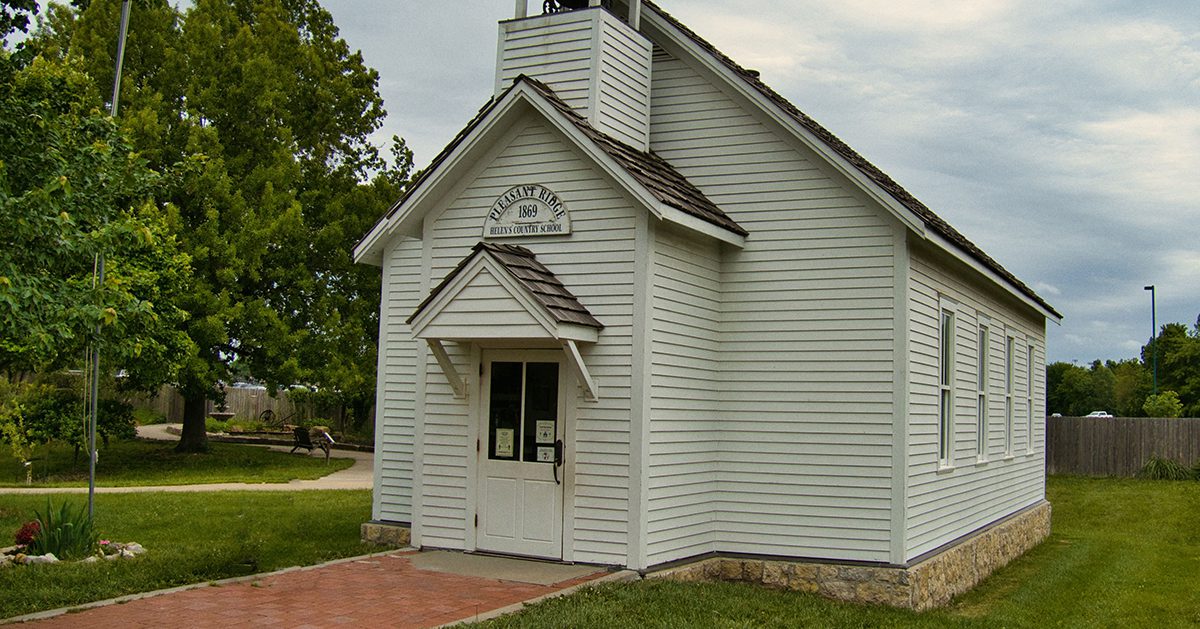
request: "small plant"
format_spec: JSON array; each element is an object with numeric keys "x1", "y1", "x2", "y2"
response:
[
  {"x1": 15, "y1": 521, "x2": 40, "y2": 546},
  {"x1": 1138, "y1": 455, "x2": 1194, "y2": 481},
  {"x1": 26, "y1": 500, "x2": 99, "y2": 560}
]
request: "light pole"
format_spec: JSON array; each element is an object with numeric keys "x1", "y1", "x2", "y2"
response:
[
  {"x1": 88, "y1": 0, "x2": 132, "y2": 519},
  {"x1": 1144, "y1": 285, "x2": 1157, "y2": 396}
]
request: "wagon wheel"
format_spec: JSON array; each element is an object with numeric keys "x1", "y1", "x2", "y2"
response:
[{"x1": 258, "y1": 409, "x2": 278, "y2": 428}]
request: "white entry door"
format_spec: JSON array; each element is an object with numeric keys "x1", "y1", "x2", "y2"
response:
[{"x1": 477, "y1": 352, "x2": 566, "y2": 559}]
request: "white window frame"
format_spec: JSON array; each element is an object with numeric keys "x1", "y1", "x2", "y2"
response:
[
  {"x1": 976, "y1": 317, "x2": 990, "y2": 463},
  {"x1": 1027, "y1": 340, "x2": 1036, "y2": 454},
  {"x1": 1005, "y1": 333, "x2": 1015, "y2": 458},
  {"x1": 938, "y1": 298, "x2": 957, "y2": 469}
]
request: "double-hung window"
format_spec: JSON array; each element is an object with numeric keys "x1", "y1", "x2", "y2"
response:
[
  {"x1": 1005, "y1": 335, "x2": 1015, "y2": 457},
  {"x1": 938, "y1": 301, "x2": 957, "y2": 468},
  {"x1": 1027, "y1": 342, "x2": 1036, "y2": 453},
  {"x1": 976, "y1": 320, "x2": 989, "y2": 461}
]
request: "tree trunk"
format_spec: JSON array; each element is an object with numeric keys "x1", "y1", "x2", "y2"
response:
[{"x1": 176, "y1": 394, "x2": 210, "y2": 453}]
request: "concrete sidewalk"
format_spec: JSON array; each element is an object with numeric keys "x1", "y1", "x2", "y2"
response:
[
  {"x1": 5, "y1": 550, "x2": 633, "y2": 628},
  {"x1": 0, "y1": 425, "x2": 374, "y2": 494}
]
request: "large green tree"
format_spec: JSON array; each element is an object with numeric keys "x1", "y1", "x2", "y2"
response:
[
  {"x1": 0, "y1": 48, "x2": 189, "y2": 387},
  {"x1": 30, "y1": 0, "x2": 406, "y2": 450},
  {"x1": 1145, "y1": 320, "x2": 1200, "y2": 416}
]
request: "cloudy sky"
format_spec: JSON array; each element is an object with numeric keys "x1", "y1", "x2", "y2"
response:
[
  {"x1": 24, "y1": 1, "x2": 1194, "y2": 364},
  {"x1": 313, "y1": 0, "x2": 1197, "y2": 365}
]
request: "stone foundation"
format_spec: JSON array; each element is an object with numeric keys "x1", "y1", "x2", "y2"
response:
[
  {"x1": 651, "y1": 501, "x2": 1051, "y2": 610},
  {"x1": 361, "y1": 521, "x2": 411, "y2": 547}
]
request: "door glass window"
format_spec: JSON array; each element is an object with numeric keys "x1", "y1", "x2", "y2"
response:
[
  {"x1": 523, "y1": 362, "x2": 559, "y2": 463},
  {"x1": 488, "y1": 362, "x2": 522, "y2": 461},
  {"x1": 487, "y1": 360, "x2": 559, "y2": 463}
]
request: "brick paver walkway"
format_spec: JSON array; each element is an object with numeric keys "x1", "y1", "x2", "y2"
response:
[{"x1": 18, "y1": 552, "x2": 608, "y2": 628}]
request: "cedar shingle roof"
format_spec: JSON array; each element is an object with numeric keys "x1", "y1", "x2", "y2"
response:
[
  {"x1": 371, "y1": 75, "x2": 744, "y2": 239},
  {"x1": 408, "y1": 242, "x2": 603, "y2": 330},
  {"x1": 642, "y1": 1, "x2": 1059, "y2": 318}
]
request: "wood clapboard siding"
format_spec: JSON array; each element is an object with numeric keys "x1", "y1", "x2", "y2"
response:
[
  {"x1": 376, "y1": 237, "x2": 423, "y2": 523},
  {"x1": 648, "y1": 51, "x2": 896, "y2": 564},
  {"x1": 498, "y1": 10, "x2": 651, "y2": 150},
  {"x1": 418, "y1": 269, "x2": 548, "y2": 340},
  {"x1": 646, "y1": 222, "x2": 721, "y2": 565},
  {"x1": 418, "y1": 117, "x2": 636, "y2": 564},
  {"x1": 906, "y1": 243, "x2": 1046, "y2": 559},
  {"x1": 595, "y1": 17, "x2": 652, "y2": 148},
  {"x1": 498, "y1": 13, "x2": 595, "y2": 111}
]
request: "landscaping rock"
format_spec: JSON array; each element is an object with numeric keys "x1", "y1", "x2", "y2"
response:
[
  {"x1": 26, "y1": 553, "x2": 59, "y2": 564},
  {"x1": 82, "y1": 556, "x2": 100, "y2": 563}
]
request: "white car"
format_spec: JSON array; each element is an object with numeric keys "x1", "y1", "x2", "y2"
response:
[{"x1": 1084, "y1": 411, "x2": 1113, "y2": 418}]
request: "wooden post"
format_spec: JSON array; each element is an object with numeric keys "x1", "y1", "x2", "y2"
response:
[
  {"x1": 514, "y1": 0, "x2": 527, "y2": 19},
  {"x1": 628, "y1": 0, "x2": 641, "y2": 29},
  {"x1": 589, "y1": 0, "x2": 601, "y2": 6}
]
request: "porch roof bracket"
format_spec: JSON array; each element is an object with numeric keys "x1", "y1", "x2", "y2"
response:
[
  {"x1": 563, "y1": 340, "x2": 599, "y2": 402},
  {"x1": 427, "y1": 339, "x2": 467, "y2": 399}
]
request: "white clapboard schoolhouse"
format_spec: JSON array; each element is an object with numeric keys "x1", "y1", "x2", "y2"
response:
[{"x1": 355, "y1": 0, "x2": 1061, "y2": 608}]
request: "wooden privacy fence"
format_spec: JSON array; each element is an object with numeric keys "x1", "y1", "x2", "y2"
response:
[
  {"x1": 131, "y1": 386, "x2": 302, "y2": 423},
  {"x1": 1046, "y1": 416, "x2": 1200, "y2": 476}
]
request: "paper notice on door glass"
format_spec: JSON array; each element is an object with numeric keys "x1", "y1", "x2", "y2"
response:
[
  {"x1": 495, "y1": 429, "x2": 515, "y2": 458},
  {"x1": 537, "y1": 446, "x2": 555, "y2": 463},
  {"x1": 535, "y1": 420, "x2": 555, "y2": 444}
]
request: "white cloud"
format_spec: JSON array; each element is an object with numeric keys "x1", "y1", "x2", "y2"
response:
[{"x1": 1034, "y1": 282, "x2": 1063, "y2": 297}]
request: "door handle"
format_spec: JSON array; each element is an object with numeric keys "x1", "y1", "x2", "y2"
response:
[{"x1": 553, "y1": 439, "x2": 564, "y2": 485}]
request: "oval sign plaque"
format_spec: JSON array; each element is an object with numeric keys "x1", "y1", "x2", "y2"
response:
[{"x1": 483, "y1": 184, "x2": 572, "y2": 239}]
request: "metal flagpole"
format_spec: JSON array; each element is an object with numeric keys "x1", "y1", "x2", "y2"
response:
[{"x1": 90, "y1": 0, "x2": 132, "y2": 519}]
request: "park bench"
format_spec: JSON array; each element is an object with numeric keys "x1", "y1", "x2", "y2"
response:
[{"x1": 290, "y1": 426, "x2": 334, "y2": 463}]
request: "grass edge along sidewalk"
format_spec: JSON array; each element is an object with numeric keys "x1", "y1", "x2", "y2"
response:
[{"x1": 0, "y1": 439, "x2": 355, "y2": 488}]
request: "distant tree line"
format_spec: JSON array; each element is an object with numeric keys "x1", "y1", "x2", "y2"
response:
[{"x1": 1047, "y1": 315, "x2": 1200, "y2": 418}]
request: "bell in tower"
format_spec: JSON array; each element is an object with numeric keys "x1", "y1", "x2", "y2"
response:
[{"x1": 543, "y1": 0, "x2": 610, "y2": 12}]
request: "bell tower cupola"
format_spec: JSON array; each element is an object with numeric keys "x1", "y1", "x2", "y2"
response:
[{"x1": 497, "y1": 0, "x2": 651, "y2": 150}]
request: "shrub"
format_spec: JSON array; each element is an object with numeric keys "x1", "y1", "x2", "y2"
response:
[
  {"x1": 1139, "y1": 455, "x2": 1194, "y2": 481},
  {"x1": 15, "y1": 521, "x2": 40, "y2": 546},
  {"x1": 1143, "y1": 391, "x2": 1184, "y2": 418},
  {"x1": 26, "y1": 500, "x2": 99, "y2": 560}
]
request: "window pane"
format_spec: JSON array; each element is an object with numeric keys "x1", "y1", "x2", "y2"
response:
[
  {"x1": 523, "y1": 362, "x2": 559, "y2": 463},
  {"x1": 488, "y1": 362, "x2": 523, "y2": 461},
  {"x1": 941, "y1": 311, "x2": 953, "y2": 385},
  {"x1": 940, "y1": 389, "x2": 952, "y2": 462},
  {"x1": 977, "y1": 327, "x2": 988, "y2": 391}
]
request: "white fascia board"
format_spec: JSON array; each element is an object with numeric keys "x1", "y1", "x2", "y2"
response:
[
  {"x1": 556, "y1": 323, "x2": 600, "y2": 344},
  {"x1": 641, "y1": 13, "x2": 928, "y2": 238},
  {"x1": 925, "y1": 229, "x2": 1062, "y2": 324},
  {"x1": 655, "y1": 203, "x2": 746, "y2": 248}
]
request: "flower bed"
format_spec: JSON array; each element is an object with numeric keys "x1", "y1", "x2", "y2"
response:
[{"x1": 1, "y1": 540, "x2": 146, "y2": 567}]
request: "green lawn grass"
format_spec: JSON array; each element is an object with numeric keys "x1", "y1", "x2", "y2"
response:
[
  {"x1": 0, "y1": 440, "x2": 354, "y2": 487},
  {"x1": 0, "y1": 490, "x2": 376, "y2": 620},
  {"x1": 472, "y1": 477, "x2": 1200, "y2": 628}
]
